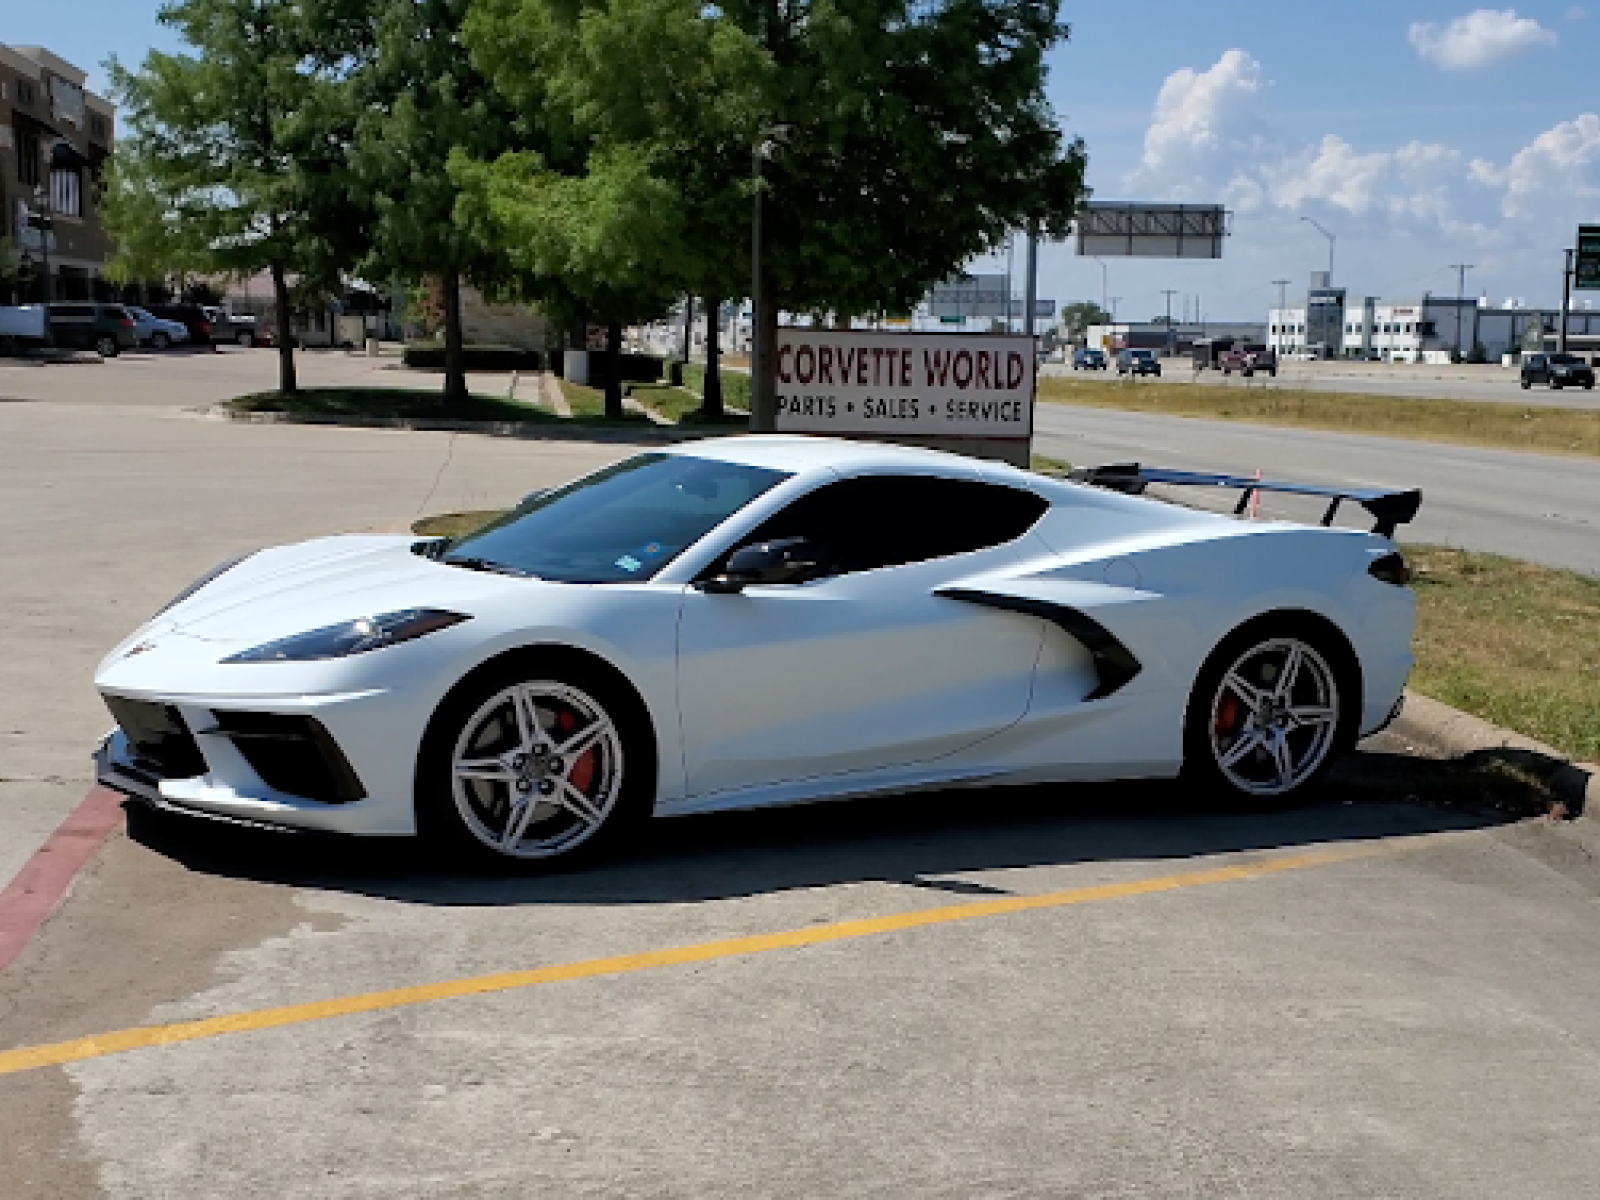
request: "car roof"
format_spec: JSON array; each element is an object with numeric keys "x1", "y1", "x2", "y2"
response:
[{"x1": 662, "y1": 435, "x2": 999, "y2": 478}]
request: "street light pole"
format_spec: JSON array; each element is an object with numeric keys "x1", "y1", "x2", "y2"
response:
[
  {"x1": 1160, "y1": 288, "x2": 1178, "y2": 355},
  {"x1": 1300, "y1": 216, "x2": 1335, "y2": 281},
  {"x1": 1092, "y1": 257, "x2": 1108, "y2": 316}
]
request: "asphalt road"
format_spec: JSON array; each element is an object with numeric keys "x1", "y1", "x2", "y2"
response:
[
  {"x1": 1033, "y1": 403, "x2": 1600, "y2": 575},
  {"x1": 1041, "y1": 358, "x2": 1600, "y2": 410}
]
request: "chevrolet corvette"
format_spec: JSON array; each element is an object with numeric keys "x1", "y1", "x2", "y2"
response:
[{"x1": 94, "y1": 436, "x2": 1420, "y2": 867}]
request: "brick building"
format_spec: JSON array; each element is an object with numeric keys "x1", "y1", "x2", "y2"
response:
[{"x1": 1, "y1": 43, "x2": 115, "y2": 303}]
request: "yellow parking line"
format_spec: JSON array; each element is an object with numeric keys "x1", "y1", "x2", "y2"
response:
[{"x1": 0, "y1": 842, "x2": 1390, "y2": 1079}]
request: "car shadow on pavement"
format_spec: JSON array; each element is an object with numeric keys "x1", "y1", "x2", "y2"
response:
[{"x1": 123, "y1": 743, "x2": 1552, "y2": 909}]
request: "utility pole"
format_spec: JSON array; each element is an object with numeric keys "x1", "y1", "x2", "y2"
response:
[
  {"x1": 1272, "y1": 279, "x2": 1290, "y2": 313},
  {"x1": 1559, "y1": 248, "x2": 1573, "y2": 355},
  {"x1": 1108, "y1": 296, "x2": 1120, "y2": 324},
  {"x1": 1023, "y1": 226, "x2": 1039, "y2": 339},
  {"x1": 1093, "y1": 257, "x2": 1108, "y2": 317},
  {"x1": 1449, "y1": 263, "x2": 1474, "y2": 357}
]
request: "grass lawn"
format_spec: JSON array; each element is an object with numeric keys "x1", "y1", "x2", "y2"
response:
[
  {"x1": 227, "y1": 387, "x2": 561, "y2": 423},
  {"x1": 1407, "y1": 546, "x2": 1600, "y2": 763},
  {"x1": 629, "y1": 383, "x2": 747, "y2": 426},
  {"x1": 1037, "y1": 375, "x2": 1600, "y2": 459}
]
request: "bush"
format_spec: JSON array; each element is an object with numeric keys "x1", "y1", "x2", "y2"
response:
[
  {"x1": 402, "y1": 343, "x2": 543, "y2": 371},
  {"x1": 682, "y1": 361, "x2": 751, "y2": 409}
]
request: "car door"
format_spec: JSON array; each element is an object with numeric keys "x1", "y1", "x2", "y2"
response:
[
  {"x1": 676, "y1": 473, "x2": 1050, "y2": 798},
  {"x1": 1525, "y1": 354, "x2": 1546, "y2": 383}
]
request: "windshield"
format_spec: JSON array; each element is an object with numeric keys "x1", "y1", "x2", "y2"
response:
[
  {"x1": 436, "y1": 453, "x2": 791, "y2": 583},
  {"x1": 1548, "y1": 354, "x2": 1582, "y2": 365},
  {"x1": 1129, "y1": 350, "x2": 1154, "y2": 360}
]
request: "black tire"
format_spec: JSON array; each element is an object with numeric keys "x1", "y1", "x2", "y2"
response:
[
  {"x1": 1181, "y1": 616, "x2": 1358, "y2": 806},
  {"x1": 416, "y1": 655, "x2": 656, "y2": 871},
  {"x1": 96, "y1": 335, "x2": 119, "y2": 358},
  {"x1": 1550, "y1": 379, "x2": 1562, "y2": 390},
  {"x1": 152, "y1": 332, "x2": 170, "y2": 350},
  {"x1": 1521, "y1": 377, "x2": 1531, "y2": 389},
  {"x1": 238, "y1": 331, "x2": 254, "y2": 347}
]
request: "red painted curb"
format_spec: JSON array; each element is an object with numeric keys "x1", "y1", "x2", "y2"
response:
[{"x1": 0, "y1": 787, "x2": 127, "y2": 979}]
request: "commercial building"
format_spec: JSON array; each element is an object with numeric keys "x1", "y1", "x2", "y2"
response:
[
  {"x1": 1, "y1": 43, "x2": 116, "y2": 303},
  {"x1": 1267, "y1": 271, "x2": 1600, "y2": 361},
  {"x1": 1084, "y1": 320, "x2": 1266, "y2": 357}
]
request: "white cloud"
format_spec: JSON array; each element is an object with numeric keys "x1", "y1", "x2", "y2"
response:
[
  {"x1": 1408, "y1": 9, "x2": 1556, "y2": 70},
  {"x1": 1134, "y1": 50, "x2": 1276, "y2": 204},
  {"x1": 1472, "y1": 114, "x2": 1600, "y2": 217}
]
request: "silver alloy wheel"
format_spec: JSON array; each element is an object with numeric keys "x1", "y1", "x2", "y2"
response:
[
  {"x1": 1207, "y1": 637, "x2": 1340, "y2": 797},
  {"x1": 450, "y1": 680, "x2": 625, "y2": 859}
]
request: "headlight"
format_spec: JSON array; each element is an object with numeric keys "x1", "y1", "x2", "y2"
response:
[
  {"x1": 154, "y1": 552, "x2": 257, "y2": 617},
  {"x1": 222, "y1": 609, "x2": 470, "y2": 663}
]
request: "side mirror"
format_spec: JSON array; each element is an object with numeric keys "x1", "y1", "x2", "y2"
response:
[{"x1": 699, "y1": 537, "x2": 820, "y2": 594}]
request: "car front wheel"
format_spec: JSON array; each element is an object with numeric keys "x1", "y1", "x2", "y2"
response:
[
  {"x1": 419, "y1": 662, "x2": 652, "y2": 869},
  {"x1": 95, "y1": 335, "x2": 119, "y2": 358},
  {"x1": 237, "y1": 332, "x2": 254, "y2": 347},
  {"x1": 1184, "y1": 624, "x2": 1351, "y2": 803},
  {"x1": 152, "y1": 332, "x2": 170, "y2": 350}
]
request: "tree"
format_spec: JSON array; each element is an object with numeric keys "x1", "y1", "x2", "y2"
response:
[
  {"x1": 462, "y1": 0, "x2": 765, "y2": 419},
  {"x1": 106, "y1": 0, "x2": 369, "y2": 394},
  {"x1": 343, "y1": 0, "x2": 522, "y2": 407},
  {"x1": 1059, "y1": 301, "x2": 1110, "y2": 340},
  {"x1": 469, "y1": 0, "x2": 1087, "y2": 429}
]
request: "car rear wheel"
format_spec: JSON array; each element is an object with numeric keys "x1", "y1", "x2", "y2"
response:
[
  {"x1": 152, "y1": 332, "x2": 170, "y2": 349},
  {"x1": 95, "y1": 335, "x2": 119, "y2": 358},
  {"x1": 1183, "y1": 623, "x2": 1352, "y2": 803},
  {"x1": 418, "y1": 662, "x2": 652, "y2": 870}
]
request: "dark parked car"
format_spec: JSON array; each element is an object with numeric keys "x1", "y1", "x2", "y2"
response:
[
  {"x1": 203, "y1": 306, "x2": 265, "y2": 346},
  {"x1": 1220, "y1": 342, "x2": 1278, "y2": 377},
  {"x1": 45, "y1": 303, "x2": 137, "y2": 358},
  {"x1": 1520, "y1": 352, "x2": 1595, "y2": 390},
  {"x1": 1115, "y1": 348, "x2": 1162, "y2": 376},
  {"x1": 1072, "y1": 347, "x2": 1107, "y2": 370},
  {"x1": 145, "y1": 304, "x2": 216, "y2": 347}
]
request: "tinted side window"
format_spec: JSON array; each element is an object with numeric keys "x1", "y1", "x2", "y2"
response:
[
  {"x1": 741, "y1": 475, "x2": 1047, "y2": 576},
  {"x1": 49, "y1": 305, "x2": 94, "y2": 319}
]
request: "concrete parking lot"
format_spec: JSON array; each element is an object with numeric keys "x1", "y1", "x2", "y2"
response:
[{"x1": 5, "y1": 352, "x2": 1600, "y2": 1197}]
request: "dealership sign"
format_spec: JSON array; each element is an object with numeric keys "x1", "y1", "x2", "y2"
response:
[{"x1": 773, "y1": 330, "x2": 1034, "y2": 445}]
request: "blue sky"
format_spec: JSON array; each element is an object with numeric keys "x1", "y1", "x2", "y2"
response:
[{"x1": 11, "y1": 3, "x2": 1598, "y2": 320}]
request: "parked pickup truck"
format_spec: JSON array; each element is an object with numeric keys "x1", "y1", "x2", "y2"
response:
[{"x1": 1220, "y1": 343, "x2": 1277, "y2": 377}]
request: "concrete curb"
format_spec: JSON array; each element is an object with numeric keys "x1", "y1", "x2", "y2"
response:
[
  {"x1": 209, "y1": 405, "x2": 711, "y2": 445},
  {"x1": 1390, "y1": 689, "x2": 1598, "y2": 820}
]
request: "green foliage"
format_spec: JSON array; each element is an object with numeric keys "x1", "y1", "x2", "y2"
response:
[{"x1": 1059, "y1": 302, "x2": 1110, "y2": 338}]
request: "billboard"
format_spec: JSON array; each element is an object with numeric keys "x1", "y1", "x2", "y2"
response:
[
  {"x1": 1577, "y1": 224, "x2": 1600, "y2": 290},
  {"x1": 773, "y1": 330, "x2": 1033, "y2": 442},
  {"x1": 1075, "y1": 203, "x2": 1227, "y2": 259},
  {"x1": 927, "y1": 275, "x2": 1012, "y2": 319}
]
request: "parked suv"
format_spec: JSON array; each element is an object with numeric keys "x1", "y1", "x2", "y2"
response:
[
  {"x1": 145, "y1": 304, "x2": 215, "y2": 347},
  {"x1": 1072, "y1": 347, "x2": 1107, "y2": 370},
  {"x1": 45, "y1": 303, "x2": 138, "y2": 358},
  {"x1": 1520, "y1": 352, "x2": 1595, "y2": 390},
  {"x1": 1115, "y1": 348, "x2": 1162, "y2": 376}
]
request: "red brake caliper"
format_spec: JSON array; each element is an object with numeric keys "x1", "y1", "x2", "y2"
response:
[
  {"x1": 1215, "y1": 692, "x2": 1241, "y2": 738},
  {"x1": 557, "y1": 709, "x2": 598, "y2": 794}
]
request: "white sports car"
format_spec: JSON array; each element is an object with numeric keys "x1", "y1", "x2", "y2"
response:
[{"x1": 94, "y1": 437, "x2": 1420, "y2": 867}]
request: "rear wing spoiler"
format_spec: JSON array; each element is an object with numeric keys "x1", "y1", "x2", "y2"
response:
[{"x1": 1068, "y1": 463, "x2": 1422, "y2": 538}]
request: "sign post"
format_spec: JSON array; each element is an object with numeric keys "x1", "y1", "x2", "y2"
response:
[{"x1": 772, "y1": 330, "x2": 1034, "y2": 466}]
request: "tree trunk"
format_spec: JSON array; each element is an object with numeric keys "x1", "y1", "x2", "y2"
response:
[
  {"x1": 751, "y1": 274, "x2": 779, "y2": 431},
  {"x1": 604, "y1": 321, "x2": 624, "y2": 420},
  {"x1": 702, "y1": 295, "x2": 723, "y2": 418},
  {"x1": 680, "y1": 295, "x2": 693, "y2": 362},
  {"x1": 441, "y1": 268, "x2": 468, "y2": 409},
  {"x1": 270, "y1": 261, "x2": 296, "y2": 395}
]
